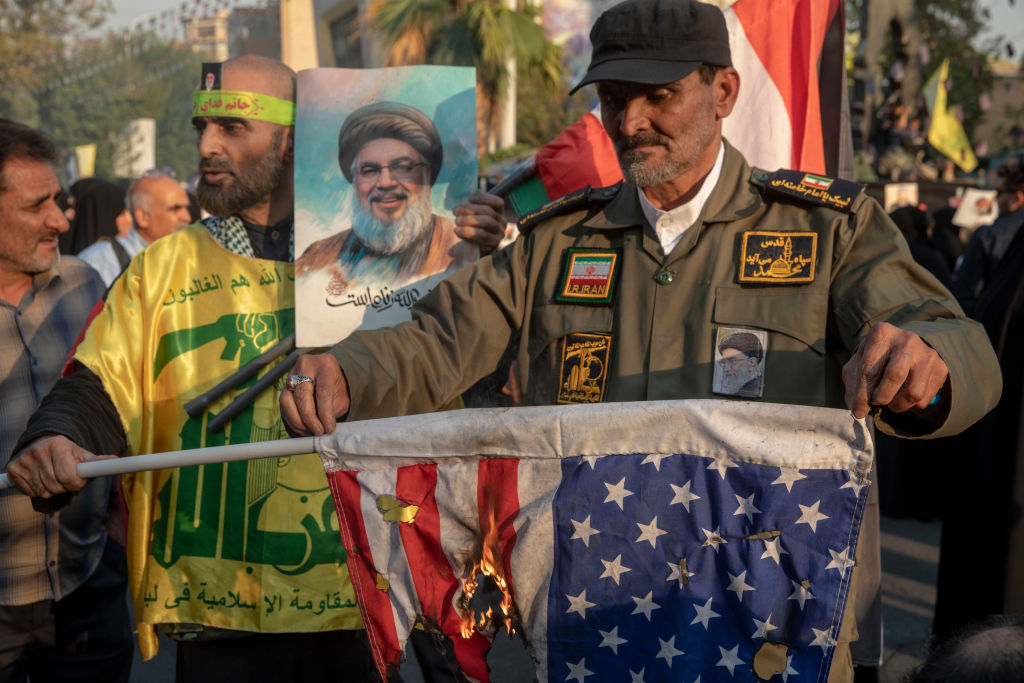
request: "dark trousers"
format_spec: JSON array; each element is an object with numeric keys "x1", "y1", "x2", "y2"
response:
[
  {"x1": 176, "y1": 629, "x2": 396, "y2": 683},
  {"x1": 0, "y1": 538, "x2": 133, "y2": 683}
]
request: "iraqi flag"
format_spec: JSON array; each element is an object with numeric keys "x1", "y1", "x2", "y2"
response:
[
  {"x1": 319, "y1": 400, "x2": 873, "y2": 682},
  {"x1": 722, "y1": 0, "x2": 850, "y2": 177}
]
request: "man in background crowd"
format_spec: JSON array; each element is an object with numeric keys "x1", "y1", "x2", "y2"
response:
[
  {"x1": 0, "y1": 120, "x2": 130, "y2": 681},
  {"x1": 77, "y1": 171, "x2": 192, "y2": 285},
  {"x1": 953, "y1": 159, "x2": 1024, "y2": 315}
]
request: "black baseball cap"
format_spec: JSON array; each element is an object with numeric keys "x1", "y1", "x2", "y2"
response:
[{"x1": 570, "y1": 0, "x2": 732, "y2": 94}]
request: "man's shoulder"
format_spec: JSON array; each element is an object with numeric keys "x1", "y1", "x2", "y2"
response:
[
  {"x1": 751, "y1": 169, "x2": 865, "y2": 215},
  {"x1": 140, "y1": 223, "x2": 215, "y2": 258},
  {"x1": 57, "y1": 255, "x2": 105, "y2": 285},
  {"x1": 517, "y1": 182, "x2": 624, "y2": 236}
]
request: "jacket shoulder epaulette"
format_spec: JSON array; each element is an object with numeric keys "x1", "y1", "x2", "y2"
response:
[
  {"x1": 751, "y1": 168, "x2": 863, "y2": 214},
  {"x1": 517, "y1": 182, "x2": 622, "y2": 235}
]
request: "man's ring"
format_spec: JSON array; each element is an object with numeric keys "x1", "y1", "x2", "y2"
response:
[{"x1": 286, "y1": 374, "x2": 313, "y2": 391}]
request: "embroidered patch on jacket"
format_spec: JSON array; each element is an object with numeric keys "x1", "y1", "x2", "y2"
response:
[
  {"x1": 556, "y1": 249, "x2": 620, "y2": 304},
  {"x1": 739, "y1": 231, "x2": 817, "y2": 283},
  {"x1": 801, "y1": 173, "x2": 833, "y2": 190},
  {"x1": 557, "y1": 333, "x2": 611, "y2": 404},
  {"x1": 764, "y1": 170, "x2": 861, "y2": 212}
]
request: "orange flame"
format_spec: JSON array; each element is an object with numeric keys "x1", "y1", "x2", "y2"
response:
[{"x1": 458, "y1": 506, "x2": 515, "y2": 639}]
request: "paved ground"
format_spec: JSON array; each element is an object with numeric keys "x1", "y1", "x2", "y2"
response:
[{"x1": 130, "y1": 515, "x2": 940, "y2": 682}]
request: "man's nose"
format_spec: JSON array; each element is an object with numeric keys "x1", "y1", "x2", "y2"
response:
[
  {"x1": 47, "y1": 200, "x2": 70, "y2": 234},
  {"x1": 619, "y1": 97, "x2": 652, "y2": 138},
  {"x1": 376, "y1": 166, "x2": 400, "y2": 187},
  {"x1": 197, "y1": 126, "x2": 222, "y2": 158}
]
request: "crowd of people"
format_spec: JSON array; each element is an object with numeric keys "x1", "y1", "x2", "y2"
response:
[{"x1": 0, "y1": 0, "x2": 1022, "y2": 681}]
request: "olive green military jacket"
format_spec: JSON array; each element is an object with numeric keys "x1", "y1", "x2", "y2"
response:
[{"x1": 330, "y1": 141, "x2": 1000, "y2": 438}]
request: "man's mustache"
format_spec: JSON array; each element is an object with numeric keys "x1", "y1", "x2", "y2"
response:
[
  {"x1": 370, "y1": 191, "x2": 409, "y2": 203},
  {"x1": 200, "y1": 158, "x2": 234, "y2": 174},
  {"x1": 617, "y1": 134, "x2": 671, "y2": 152}
]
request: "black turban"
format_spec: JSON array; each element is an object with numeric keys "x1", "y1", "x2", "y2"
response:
[{"x1": 338, "y1": 102, "x2": 443, "y2": 184}]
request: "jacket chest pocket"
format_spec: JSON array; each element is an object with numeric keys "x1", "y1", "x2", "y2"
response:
[
  {"x1": 526, "y1": 304, "x2": 614, "y2": 404},
  {"x1": 713, "y1": 286, "x2": 829, "y2": 403}
]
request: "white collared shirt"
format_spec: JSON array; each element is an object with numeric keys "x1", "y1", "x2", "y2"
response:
[{"x1": 638, "y1": 142, "x2": 726, "y2": 256}]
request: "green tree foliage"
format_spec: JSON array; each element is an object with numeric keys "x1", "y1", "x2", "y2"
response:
[
  {"x1": 0, "y1": 0, "x2": 113, "y2": 127},
  {"x1": 370, "y1": 0, "x2": 565, "y2": 151},
  {"x1": 1, "y1": 8, "x2": 204, "y2": 183}
]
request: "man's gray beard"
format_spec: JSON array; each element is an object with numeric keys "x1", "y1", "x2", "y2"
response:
[
  {"x1": 620, "y1": 150, "x2": 685, "y2": 187},
  {"x1": 196, "y1": 131, "x2": 285, "y2": 218},
  {"x1": 351, "y1": 193, "x2": 433, "y2": 256}
]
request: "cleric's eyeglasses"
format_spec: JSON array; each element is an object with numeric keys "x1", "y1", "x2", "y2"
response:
[{"x1": 356, "y1": 160, "x2": 428, "y2": 183}]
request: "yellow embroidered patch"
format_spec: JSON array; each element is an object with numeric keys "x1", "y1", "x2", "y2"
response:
[
  {"x1": 739, "y1": 231, "x2": 817, "y2": 283},
  {"x1": 557, "y1": 333, "x2": 612, "y2": 404}
]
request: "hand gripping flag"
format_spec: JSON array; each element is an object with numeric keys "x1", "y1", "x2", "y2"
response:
[{"x1": 317, "y1": 400, "x2": 873, "y2": 682}]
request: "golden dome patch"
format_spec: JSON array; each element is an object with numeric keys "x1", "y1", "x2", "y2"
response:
[{"x1": 739, "y1": 231, "x2": 817, "y2": 283}]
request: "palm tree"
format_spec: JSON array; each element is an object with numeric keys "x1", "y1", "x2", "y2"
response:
[{"x1": 369, "y1": 0, "x2": 564, "y2": 154}]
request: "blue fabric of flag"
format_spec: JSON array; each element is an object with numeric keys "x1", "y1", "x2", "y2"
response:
[{"x1": 548, "y1": 452, "x2": 868, "y2": 682}]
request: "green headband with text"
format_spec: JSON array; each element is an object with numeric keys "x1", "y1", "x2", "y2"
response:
[{"x1": 192, "y1": 90, "x2": 295, "y2": 125}]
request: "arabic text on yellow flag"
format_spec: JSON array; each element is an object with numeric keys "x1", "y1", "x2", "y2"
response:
[
  {"x1": 72, "y1": 226, "x2": 362, "y2": 659},
  {"x1": 924, "y1": 59, "x2": 978, "y2": 173}
]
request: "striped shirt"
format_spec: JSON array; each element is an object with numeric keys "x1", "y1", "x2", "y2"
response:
[{"x1": 0, "y1": 256, "x2": 107, "y2": 605}]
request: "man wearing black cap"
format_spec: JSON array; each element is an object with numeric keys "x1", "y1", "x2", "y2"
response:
[
  {"x1": 281, "y1": 0, "x2": 1000, "y2": 679},
  {"x1": 297, "y1": 102, "x2": 486, "y2": 292}
]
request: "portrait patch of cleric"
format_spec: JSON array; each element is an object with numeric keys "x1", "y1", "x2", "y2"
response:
[
  {"x1": 713, "y1": 327, "x2": 767, "y2": 398},
  {"x1": 295, "y1": 101, "x2": 476, "y2": 299}
]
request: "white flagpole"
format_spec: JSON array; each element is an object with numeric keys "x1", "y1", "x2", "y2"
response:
[{"x1": 0, "y1": 437, "x2": 318, "y2": 490}]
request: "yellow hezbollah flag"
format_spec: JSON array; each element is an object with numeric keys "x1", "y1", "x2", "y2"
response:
[
  {"x1": 923, "y1": 59, "x2": 978, "y2": 173},
  {"x1": 73, "y1": 226, "x2": 362, "y2": 659}
]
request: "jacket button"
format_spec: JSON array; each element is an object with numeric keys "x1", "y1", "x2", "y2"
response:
[{"x1": 654, "y1": 270, "x2": 674, "y2": 285}]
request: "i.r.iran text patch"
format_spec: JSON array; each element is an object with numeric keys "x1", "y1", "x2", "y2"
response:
[{"x1": 556, "y1": 248, "x2": 620, "y2": 304}]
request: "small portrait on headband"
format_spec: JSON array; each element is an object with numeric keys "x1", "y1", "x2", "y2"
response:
[{"x1": 713, "y1": 327, "x2": 767, "y2": 398}]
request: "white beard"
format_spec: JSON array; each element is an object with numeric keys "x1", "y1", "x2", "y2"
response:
[{"x1": 351, "y1": 191, "x2": 433, "y2": 256}]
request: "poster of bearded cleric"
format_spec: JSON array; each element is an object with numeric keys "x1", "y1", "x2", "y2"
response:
[{"x1": 294, "y1": 66, "x2": 478, "y2": 346}]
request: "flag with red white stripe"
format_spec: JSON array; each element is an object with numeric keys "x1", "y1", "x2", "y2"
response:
[
  {"x1": 721, "y1": 0, "x2": 848, "y2": 176},
  {"x1": 319, "y1": 400, "x2": 872, "y2": 682}
]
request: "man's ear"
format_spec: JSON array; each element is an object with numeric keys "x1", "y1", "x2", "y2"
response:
[
  {"x1": 133, "y1": 207, "x2": 149, "y2": 229},
  {"x1": 713, "y1": 67, "x2": 741, "y2": 120},
  {"x1": 284, "y1": 127, "x2": 295, "y2": 163}
]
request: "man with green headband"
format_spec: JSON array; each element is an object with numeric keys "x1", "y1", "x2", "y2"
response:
[{"x1": 7, "y1": 54, "x2": 505, "y2": 680}]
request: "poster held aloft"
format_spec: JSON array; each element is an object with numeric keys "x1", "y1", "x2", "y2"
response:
[{"x1": 294, "y1": 66, "x2": 479, "y2": 348}]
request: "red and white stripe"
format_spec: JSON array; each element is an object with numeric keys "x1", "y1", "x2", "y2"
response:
[{"x1": 722, "y1": 0, "x2": 842, "y2": 175}]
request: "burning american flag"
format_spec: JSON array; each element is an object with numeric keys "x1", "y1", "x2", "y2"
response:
[{"x1": 317, "y1": 400, "x2": 872, "y2": 682}]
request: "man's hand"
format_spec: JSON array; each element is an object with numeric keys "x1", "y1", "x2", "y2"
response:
[
  {"x1": 842, "y1": 322, "x2": 949, "y2": 419},
  {"x1": 453, "y1": 192, "x2": 507, "y2": 255},
  {"x1": 280, "y1": 353, "x2": 351, "y2": 436},
  {"x1": 6, "y1": 436, "x2": 112, "y2": 498}
]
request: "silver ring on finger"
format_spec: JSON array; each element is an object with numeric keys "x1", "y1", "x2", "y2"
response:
[{"x1": 285, "y1": 374, "x2": 313, "y2": 391}]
